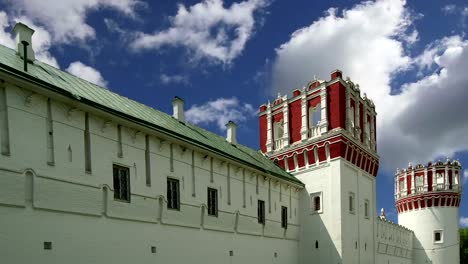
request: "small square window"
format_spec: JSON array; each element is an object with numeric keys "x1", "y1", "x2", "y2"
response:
[
  {"x1": 207, "y1": 188, "x2": 218, "y2": 217},
  {"x1": 434, "y1": 231, "x2": 443, "y2": 243},
  {"x1": 113, "y1": 164, "x2": 130, "y2": 202},
  {"x1": 43, "y1": 241, "x2": 52, "y2": 250},
  {"x1": 151, "y1": 246, "x2": 156, "y2": 253},
  {"x1": 167, "y1": 178, "x2": 180, "y2": 210}
]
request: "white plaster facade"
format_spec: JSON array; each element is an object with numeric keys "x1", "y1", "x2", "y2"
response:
[{"x1": 0, "y1": 23, "x2": 462, "y2": 264}]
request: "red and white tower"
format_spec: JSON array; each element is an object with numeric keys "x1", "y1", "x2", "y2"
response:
[
  {"x1": 259, "y1": 70, "x2": 379, "y2": 264},
  {"x1": 395, "y1": 159, "x2": 462, "y2": 264}
]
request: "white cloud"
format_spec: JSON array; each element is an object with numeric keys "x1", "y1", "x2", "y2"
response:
[
  {"x1": 131, "y1": 0, "x2": 268, "y2": 64},
  {"x1": 271, "y1": 0, "x2": 468, "y2": 171},
  {"x1": 441, "y1": 5, "x2": 456, "y2": 14},
  {"x1": 186, "y1": 97, "x2": 255, "y2": 130},
  {"x1": 8, "y1": 0, "x2": 142, "y2": 43},
  {"x1": 463, "y1": 169, "x2": 468, "y2": 184},
  {"x1": 66, "y1": 61, "x2": 107, "y2": 87},
  {"x1": 160, "y1": 74, "x2": 189, "y2": 85},
  {"x1": 461, "y1": 216, "x2": 468, "y2": 227},
  {"x1": 0, "y1": 12, "x2": 59, "y2": 68}
]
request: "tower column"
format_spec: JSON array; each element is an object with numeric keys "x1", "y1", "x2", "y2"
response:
[
  {"x1": 445, "y1": 165, "x2": 449, "y2": 190},
  {"x1": 300, "y1": 89, "x2": 308, "y2": 140},
  {"x1": 266, "y1": 104, "x2": 272, "y2": 152},
  {"x1": 354, "y1": 97, "x2": 360, "y2": 139},
  {"x1": 282, "y1": 99, "x2": 290, "y2": 148},
  {"x1": 424, "y1": 168, "x2": 428, "y2": 192},
  {"x1": 432, "y1": 166, "x2": 437, "y2": 191},
  {"x1": 345, "y1": 87, "x2": 351, "y2": 133},
  {"x1": 411, "y1": 169, "x2": 415, "y2": 194},
  {"x1": 319, "y1": 86, "x2": 328, "y2": 134}
]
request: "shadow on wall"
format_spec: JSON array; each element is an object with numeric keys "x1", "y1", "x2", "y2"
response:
[{"x1": 298, "y1": 189, "x2": 340, "y2": 264}]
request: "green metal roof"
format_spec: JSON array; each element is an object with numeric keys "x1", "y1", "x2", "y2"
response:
[{"x1": 0, "y1": 44, "x2": 303, "y2": 186}]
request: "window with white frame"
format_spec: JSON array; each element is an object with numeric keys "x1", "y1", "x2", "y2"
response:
[
  {"x1": 415, "y1": 175, "x2": 424, "y2": 192},
  {"x1": 436, "y1": 173, "x2": 444, "y2": 190},
  {"x1": 454, "y1": 172, "x2": 459, "y2": 186},
  {"x1": 349, "y1": 192, "x2": 355, "y2": 214},
  {"x1": 273, "y1": 121, "x2": 284, "y2": 149},
  {"x1": 349, "y1": 106, "x2": 355, "y2": 130},
  {"x1": 364, "y1": 199, "x2": 370, "y2": 219},
  {"x1": 167, "y1": 178, "x2": 180, "y2": 210},
  {"x1": 113, "y1": 164, "x2": 130, "y2": 202},
  {"x1": 434, "y1": 230, "x2": 443, "y2": 243},
  {"x1": 308, "y1": 103, "x2": 321, "y2": 128},
  {"x1": 207, "y1": 188, "x2": 218, "y2": 217},
  {"x1": 258, "y1": 200, "x2": 265, "y2": 225},
  {"x1": 310, "y1": 192, "x2": 323, "y2": 214}
]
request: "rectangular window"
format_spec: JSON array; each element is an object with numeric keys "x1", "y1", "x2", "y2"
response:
[
  {"x1": 167, "y1": 178, "x2": 180, "y2": 210},
  {"x1": 258, "y1": 200, "x2": 265, "y2": 224},
  {"x1": 349, "y1": 192, "x2": 355, "y2": 213},
  {"x1": 364, "y1": 199, "x2": 369, "y2": 219},
  {"x1": 281, "y1": 206, "x2": 288, "y2": 229},
  {"x1": 207, "y1": 188, "x2": 218, "y2": 216},
  {"x1": 113, "y1": 164, "x2": 130, "y2": 202},
  {"x1": 434, "y1": 231, "x2": 443, "y2": 243},
  {"x1": 310, "y1": 192, "x2": 323, "y2": 214}
]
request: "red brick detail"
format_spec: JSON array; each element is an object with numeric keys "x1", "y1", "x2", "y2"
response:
[
  {"x1": 287, "y1": 156, "x2": 295, "y2": 170},
  {"x1": 307, "y1": 149, "x2": 315, "y2": 165},
  {"x1": 278, "y1": 159, "x2": 285, "y2": 170},
  {"x1": 297, "y1": 153, "x2": 305, "y2": 168},
  {"x1": 328, "y1": 82, "x2": 346, "y2": 130},
  {"x1": 259, "y1": 105, "x2": 267, "y2": 112},
  {"x1": 307, "y1": 96, "x2": 321, "y2": 108},
  {"x1": 331, "y1": 70, "x2": 342, "y2": 79},
  {"x1": 259, "y1": 114, "x2": 267, "y2": 153},
  {"x1": 293, "y1": 89, "x2": 301, "y2": 97},
  {"x1": 288, "y1": 99, "x2": 302, "y2": 144},
  {"x1": 317, "y1": 146, "x2": 326, "y2": 162},
  {"x1": 428, "y1": 171, "x2": 433, "y2": 192}
]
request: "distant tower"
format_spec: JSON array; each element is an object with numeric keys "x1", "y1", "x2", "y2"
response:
[
  {"x1": 259, "y1": 70, "x2": 379, "y2": 264},
  {"x1": 395, "y1": 159, "x2": 462, "y2": 264}
]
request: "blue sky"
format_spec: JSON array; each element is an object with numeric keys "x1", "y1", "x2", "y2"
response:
[{"x1": 0, "y1": 0, "x2": 467, "y2": 225}]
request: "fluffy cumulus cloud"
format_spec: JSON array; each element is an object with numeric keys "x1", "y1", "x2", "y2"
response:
[
  {"x1": 186, "y1": 97, "x2": 256, "y2": 130},
  {"x1": 0, "y1": 11, "x2": 58, "y2": 67},
  {"x1": 271, "y1": 0, "x2": 468, "y2": 171},
  {"x1": 7, "y1": 0, "x2": 142, "y2": 43},
  {"x1": 131, "y1": 0, "x2": 268, "y2": 64},
  {"x1": 66, "y1": 61, "x2": 108, "y2": 87},
  {"x1": 461, "y1": 216, "x2": 468, "y2": 227}
]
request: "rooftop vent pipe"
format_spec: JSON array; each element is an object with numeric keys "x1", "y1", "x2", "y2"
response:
[
  {"x1": 226, "y1": 121, "x2": 237, "y2": 144},
  {"x1": 172, "y1": 96, "x2": 185, "y2": 122},
  {"x1": 12, "y1": 23, "x2": 35, "y2": 63}
]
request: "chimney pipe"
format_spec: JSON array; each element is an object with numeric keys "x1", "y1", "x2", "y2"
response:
[
  {"x1": 172, "y1": 96, "x2": 185, "y2": 122},
  {"x1": 12, "y1": 22, "x2": 35, "y2": 62},
  {"x1": 21, "y1": 41, "x2": 28, "y2": 72},
  {"x1": 226, "y1": 121, "x2": 237, "y2": 144}
]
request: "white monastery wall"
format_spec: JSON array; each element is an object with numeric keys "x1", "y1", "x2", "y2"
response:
[
  {"x1": 340, "y1": 160, "x2": 376, "y2": 264},
  {"x1": 375, "y1": 217, "x2": 413, "y2": 264},
  {"x1": 399, "y1": 207, "x2": 459, "y2": 264},
  {"x1": 0, "y1": 83, "x2": 301, "y2": 264}
]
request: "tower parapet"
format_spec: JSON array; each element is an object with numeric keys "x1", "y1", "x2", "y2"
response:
[
  {"x1": 396, "y1": 158, "x2": 462, "y2": 264},
  {"x1": 259, "y1": 70, "x2": 379, "y2": 176},
  {"x1": 395, "y1": 159, "x2": 462, "y2": 213}
]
